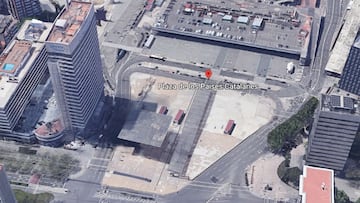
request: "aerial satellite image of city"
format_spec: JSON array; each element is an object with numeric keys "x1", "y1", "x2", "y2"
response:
[{"x1": 0, "y1": 0, "x2": 359, "y2": 202}]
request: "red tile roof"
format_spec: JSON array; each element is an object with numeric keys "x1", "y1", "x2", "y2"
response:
[
  {"x1": 300, "y1": 165, "x2": 334, "y2": 203},
  {"x1": 29, "y1": 174, "x2": 41, "y2": 184},
  {"x1": 34, "y1": 119, "x2": 64, "y2": 137}
]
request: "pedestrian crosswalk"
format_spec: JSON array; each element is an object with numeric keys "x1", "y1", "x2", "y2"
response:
[{"x1": 95, "y1": 192, "x2": 156, "y2": 203}]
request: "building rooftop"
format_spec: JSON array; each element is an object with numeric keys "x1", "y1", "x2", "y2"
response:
[
  {"x1": 237, "y1": 16, "x2": 249, "y2": 24},
  {"x1": 252, "y1": 18, "x2": 263, "y2": 27},
  {"x1": 307, "y1": 95, "x2": 360, "y2": 170},
  {"x1": 117, "y1": 110, "x2": 172, "y2": 147},
  {"x1": 0, "y1": 14, "x2": 17, "y2": 34},
  {"x1": 47, "y1": 1, "x2": 92, "y2": 44},
  {"x1": 155, "y1": 0, "x2": 311, "y2": 55},
  {"x1": 0, "y1": 20, "x2": 52, "y2": 108},
  {"x1": 34, "y1": 119, "x2": 64, "y2": 138},
  {"x1": 325, "y1": 0, "x2": 360, "y2": 75},
  {"x1": 299, "y1": 165, "x2": 334, "y2": 203},
  {"x1": 168, "y1": 89, "x2": 212, "y2": 175},
  {"x1": 222, "y1": 15, "x2": 232, "y2": 21},
  {"x1": 321, "y1": 94, "x2": 359, "y2": 114},
  {"x1": 17, "y1": 19, "x2": 53, "y2": 42},
  {"x1": 0, "y1": 41, "x2": 32, "y2": 75}
]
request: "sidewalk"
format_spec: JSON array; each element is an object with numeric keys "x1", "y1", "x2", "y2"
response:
[{"x1": 247, "y1": 153, "x2": 299, "y2": 201}]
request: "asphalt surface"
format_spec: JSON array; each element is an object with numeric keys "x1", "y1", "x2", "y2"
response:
[{"x1": 309, "y1": 0, "x2": 344, "y2": 94}]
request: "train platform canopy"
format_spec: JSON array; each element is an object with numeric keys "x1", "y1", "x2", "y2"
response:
[{"x1": 117, "y1": 109, "x2": 172, "y2": 147}]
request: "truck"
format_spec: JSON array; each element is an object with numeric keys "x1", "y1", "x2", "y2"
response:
[
  {"x1": 224, "y1": 120, "x2": 235, "y2": 135},
  {"x1": 158, "y1": 106, "x2": 168, "y2": 115},
  {"x1": 173, "y1": 110, "x2": 185, "y2": 124}
]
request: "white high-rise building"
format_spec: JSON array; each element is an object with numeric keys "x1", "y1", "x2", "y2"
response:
[
  {"x1": 45, "y1": 1, "x2": 104, "y2": 135},
  {"x1": 0, "y1": 20, "x2": 52, "y2": 141}
]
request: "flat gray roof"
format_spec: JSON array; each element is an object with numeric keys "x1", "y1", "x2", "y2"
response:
[
  {"x1": 222, "y1": 15, "x2": 232, "y2": 21},
  {"x1": 155, "y1": 0, "x2": 309, "y2": 56},
  {"x1": 168, "y1": 89, "x2": 213, "y2": 175},
  {"x1": 237, "y1": 16, "x2": 249, "y2": 24},
  {"x1": 252, "y1": 18, "x2": 263, "y2": 27},
  {"x1": 117, "y1": 110, "x2": 172, "y2": 147},
  {"x1": 202, "y1": 17, "x2": 212, "y2": 24}
]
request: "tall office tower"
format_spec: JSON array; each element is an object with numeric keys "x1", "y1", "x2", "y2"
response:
[
  {"x1": 0, "y1": 0, "x2": 9, "y2": 15},
  {"x1": 306, "y1": 94, "x2": 360, "y2": 171},
  {"x1": 45, "y1": 1, "x2": 104, "y2": 136},
  {"x1": 0, "y1": 14, "x2": 18, "y2": 52},
  {"x1": 0, "y1": 19, "x2": 52, "y2": 141},
  {"x1": 0, "y1": 164, "x2": 17, "y2": 203},
  {"x1": 6, "y1": 0, "x2": 42, "y2": 20},
  {"x1": 339, "y1": 36, "x2": 360, "y2": 96}
]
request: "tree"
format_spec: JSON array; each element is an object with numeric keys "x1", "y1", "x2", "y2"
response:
[
  {"x1": 334, "y1": 187, "x2": 351, "y2": 203},
  {"x1": 268, "y1": 97, "x2": 319, "y2": 154},
  {"x1": 349, "y1": 133, "x2": 360, "y2": 159},
  {"x1": 277, "y1": 160, "x2": 302, "y2": 188}
]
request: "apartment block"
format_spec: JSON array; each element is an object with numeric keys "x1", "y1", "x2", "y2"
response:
[{"x1": 0, "y1": 20, "x2": 52, "y2": 141}]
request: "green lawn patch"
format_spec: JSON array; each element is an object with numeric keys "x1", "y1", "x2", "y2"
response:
[{"x1": 14, "y1": 189, "x2": 54, "y2": 203}]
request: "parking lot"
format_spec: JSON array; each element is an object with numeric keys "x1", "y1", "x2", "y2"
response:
[{"x1": 155, "y1": 0, "x2": 310, "y2": 54}]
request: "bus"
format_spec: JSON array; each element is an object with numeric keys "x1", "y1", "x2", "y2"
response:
[
  {"x1": 149, "y1": 55, "x2": 166, "y2": 61},
  {"x1": 144, "y1": 34, "x2": 155, "y2": 48}
]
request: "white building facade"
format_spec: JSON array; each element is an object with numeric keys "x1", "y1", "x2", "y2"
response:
[{"x1": 45, "y1": 1, "x2": 104, "y2": 135}]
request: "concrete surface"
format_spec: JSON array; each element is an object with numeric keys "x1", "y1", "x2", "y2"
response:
[
  {"x1": 186, "y1": 91, "x2": 275, "y2": 179},
  {"x1": 247, "y1": 153, "x2": 299, "y2": 200},
  {"x1": 203, "y1": 90, "x2": 276, "y2": 139},
  {"x1": 130, "y1": 73, "x2": 196, "y2": 120},
  {"x1": 289, "y1": 143, "x2": 306, "y2": 169}
]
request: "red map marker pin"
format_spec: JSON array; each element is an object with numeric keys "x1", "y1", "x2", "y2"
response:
[{"x1": 205, "y1": 69, "x2": 212, "y2": 79}]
